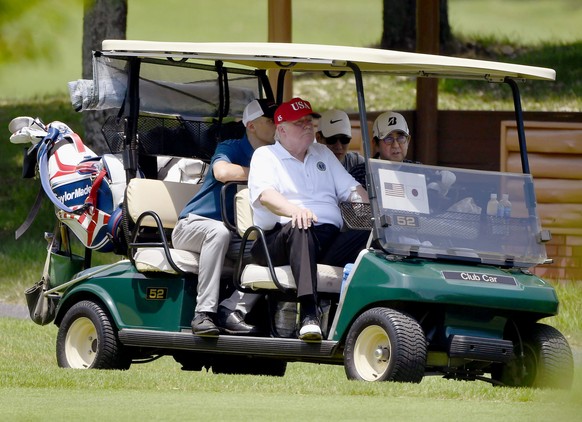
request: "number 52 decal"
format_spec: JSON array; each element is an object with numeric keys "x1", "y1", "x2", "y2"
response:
[
  {"x1": 146, "y1": 287, "x2": 168, "y2": 300},
  {"x1": 393, "y1": 214, "x2": 419, "y2": 228}
]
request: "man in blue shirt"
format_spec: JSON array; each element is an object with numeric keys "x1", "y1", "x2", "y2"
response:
[{"x1": 172, "y1": 99, "x2": 278, "y2": 335}]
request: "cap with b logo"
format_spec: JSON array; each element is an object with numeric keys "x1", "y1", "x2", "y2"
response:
[
  {"x1": 274, "y1": 97, "x2": 321, "y2": 125},
  {"x1": 372, "y1": 111, "x2": 409, "y2": 139}
]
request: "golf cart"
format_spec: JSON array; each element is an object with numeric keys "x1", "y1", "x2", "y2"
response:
[{"x1": 27, "y1": 41, "x2": 575, "y2": 388}]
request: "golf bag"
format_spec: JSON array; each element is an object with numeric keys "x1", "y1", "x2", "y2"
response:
[{"x1": 9, "y1": 117, "x2": 126, "y2": 253}]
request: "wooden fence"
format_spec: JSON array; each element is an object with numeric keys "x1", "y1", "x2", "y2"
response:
[{"x1": 501, "y1": 121, "x2": 582, "y2": 281}]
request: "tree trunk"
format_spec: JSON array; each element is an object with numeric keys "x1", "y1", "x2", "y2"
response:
[
  {"x1": 82, "y1": 0, "x2": 127, "y2": 153},
  {"x1": 380, "y1": 0, "x2": 416, "y2": 51},
  {"x1": 380, "y1": 0, "x2": 453, "y2": 53},
  {"x1": 438, "y1": 0, "x2": 454, "y2": 53}
]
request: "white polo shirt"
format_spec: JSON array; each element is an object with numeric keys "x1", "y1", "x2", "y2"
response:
[{"x1": 249, "y1": 141, "x2": 358, "y2": 230}]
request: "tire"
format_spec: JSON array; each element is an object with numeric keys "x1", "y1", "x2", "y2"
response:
[
  {"x1": 344, "y1": 307, "x2": 426, "y2": 382},
  {"x1": 492, "y1": 323, "x2": 573, "y2": 389},
  {"x1": 212, "y1": 356, "x2": 287, "y2": 377},
  {"x1": 56, "y1": 300, "x2": 131, "y2": 370}
]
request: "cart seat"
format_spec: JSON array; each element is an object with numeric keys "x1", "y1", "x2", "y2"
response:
[
  {"x1": 125, "y1": 178, "x2": 202, "y2": 274},
  {"x1": 234, "y1": 188, "x2": 344, "y2": 294},
  {"x1": 240, "y1": 263, "x2": 343, "y2": 293}
]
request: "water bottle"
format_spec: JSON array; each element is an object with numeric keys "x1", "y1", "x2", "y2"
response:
[
  {"x1": 497, "y1": 193, "x2": 512, "y2": 218},
  {"x1": 349, "y1": 186, "x2": 363, "y2": 203},
  {"x1": 349, "y1": 186, "x2": 365, "y2": 217},
  {"x1": 341, "y1": 263, "x2": 354, "y2": 294},
  {"x1": 486, "y1": 193, "x2": 498, "y2": 216}
]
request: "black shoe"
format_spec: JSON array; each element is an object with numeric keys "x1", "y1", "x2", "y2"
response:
[
  {"x1": 191, "y1": 312, "x2": 219, "y2": 336},
  {"x1": 217, "y1": 307, "x2": 261, "y2": 335},
  {"x1": 298, "y1": 315, "x2": 322, "y2": 342}
]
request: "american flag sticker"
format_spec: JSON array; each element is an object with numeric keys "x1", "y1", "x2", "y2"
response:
[
  {"x1": 377, "y1": 168, "x2": 430, "y2": 214},
  {"x1": 384, "y1": 182, "x2": 405, "y2": 197}
]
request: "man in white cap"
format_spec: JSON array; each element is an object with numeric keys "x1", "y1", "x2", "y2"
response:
[
  {"x1": 248, "y1": 97, "x2": 369, "y2": 341},
  {"x1": 349, "y1": 111, "x2": 416, "y2": 186},
  {"x1": 172, "y1": 98, "x2": 278, "y2": 336},
  {"x1": 350, "y1": 111, "x2": 456, "y2": 206},
  {"x1": 315, "y1": 109, "x2": 364, "y2": 172},
  {"x1": 372, "y1": 111, "x2": 412, "y2": 162}
]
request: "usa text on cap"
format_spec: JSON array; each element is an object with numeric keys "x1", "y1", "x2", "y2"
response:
[{"x1": 274, "y1": 97, "x2": 321, "y2": 125}]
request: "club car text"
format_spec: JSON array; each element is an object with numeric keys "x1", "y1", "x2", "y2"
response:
[{"x1": 442, "y1": 271, "x2": 517, "y2": 286}]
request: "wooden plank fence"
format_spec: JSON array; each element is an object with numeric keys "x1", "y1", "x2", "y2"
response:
[{"x1": 501, "y1": 121, "x2": 582, "y2": 281}]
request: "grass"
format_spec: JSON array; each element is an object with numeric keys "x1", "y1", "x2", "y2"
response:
[
  {"x1": 1, "y1": 0, "x2": 582, "y2": 109},
  {"x1": 448, "y1": 0, "x2": 582, "y2": 45},
  {"x1": 0, "y1": 2, "x2": 581, "y2": 419},
  {"x1": 0, "y1": 0, "x2": 384, "y2": 100},
  {"x1": 541, "y1": 281, "x2": 582, "y2": 347},
  {"x1": 0, "y1": 317, "x2": 581, "y2": 421}
]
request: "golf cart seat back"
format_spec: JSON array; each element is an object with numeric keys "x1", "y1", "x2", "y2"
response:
[
  {"x1": 155, "y1": 155, "x2": 208, "y2": 184},
  {"x1": 125, "y1": 178, "x2": 202, "y2": 274},
  {"x1": 233, "y1": 188, "x2": 344, "y2": 294}
]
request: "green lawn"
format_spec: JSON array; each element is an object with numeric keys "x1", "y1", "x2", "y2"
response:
[
  {"x1": 1, "y1": 3, "x2": 581, "y2": 419},
  {"x1": 1, "y1": 0, "x2": 582, "y2": 101},
  {"x1": 0, "y1": 317, "x2": 580, "y2": 421},
  {"x1": 449, "y1": 0, "x2": 582, "y2": 44}
]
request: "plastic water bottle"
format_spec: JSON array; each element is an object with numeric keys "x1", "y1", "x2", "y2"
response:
[
  {"x1": 349, "y1": 186, "x2": 365, "y2": 217},
  {"x1": 349, "y1": 186, "x2": 363, "y2": 203},
  {"x1": 341, "y1": 263, "x2": 354, "y2": 294},
  {"x1": 486, "y1": 193, "x2": 499, "y2": 216},
  {"x1": 497, "y1": 193, "x2": 512, "y2": 218}
]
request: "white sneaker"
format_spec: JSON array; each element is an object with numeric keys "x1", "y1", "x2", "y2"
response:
[{"x1": 298, "y1": 316, "x2": 322, "y2": 341}]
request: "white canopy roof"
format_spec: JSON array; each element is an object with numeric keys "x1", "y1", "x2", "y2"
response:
[{"x1": 101, "y1": 40, "x2": 555, "y2": 82}]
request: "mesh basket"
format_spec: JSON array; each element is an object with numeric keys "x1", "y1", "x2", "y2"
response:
[
  {"x1": 340, "y1": 202, "x2": 372, "y2": 230},
  {"x1": 389, "y1": 210, "x2": 481, "y2": 240}
]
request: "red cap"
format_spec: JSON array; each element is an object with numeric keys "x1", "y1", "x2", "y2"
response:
[{"x1": 274, "y1": 97, "x2": 321, "y2": 125}]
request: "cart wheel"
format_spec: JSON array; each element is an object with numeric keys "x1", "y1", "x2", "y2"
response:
[
  {"x1": 344, "y1": 307, "x2": 426, "y2": 382},
  {"x1": 492, "y1": 323, "x2": 573, "y2": 389},
  {"x1": 56, "y1": 300, "x2": 130, "y2": 370}
]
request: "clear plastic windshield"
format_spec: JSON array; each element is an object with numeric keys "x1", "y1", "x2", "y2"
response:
[
  {"x1": 369, "y1": 159, "x2": 547, "y2": 267},
  {"x1": 69, "y1": 56, "x2": 259, "y2": 119}
]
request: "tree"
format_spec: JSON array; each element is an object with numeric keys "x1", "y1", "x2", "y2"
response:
[
  {"x1": 380, "y1": 0, "x2": 453, "y2": 53},
  {"x1": 82, "y1": 0, "x2": 127, "y2": 152}
]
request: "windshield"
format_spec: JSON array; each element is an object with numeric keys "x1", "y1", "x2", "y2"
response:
[
  {"x1": 70, "y1": 56, "x2": 260, "y2": 119},
  {"x1": 368, "y1": 159, "x2": 547, "y2": 268}
]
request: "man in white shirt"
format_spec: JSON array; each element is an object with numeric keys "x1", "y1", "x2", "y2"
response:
[{"x1": 248, "y1": 97, "x2": 369, "y2": 341}]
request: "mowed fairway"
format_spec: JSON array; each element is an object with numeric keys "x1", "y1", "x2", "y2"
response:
[
  {"x1": 1, "y1": 1, "x2": 582, "y2": 420},
  {"x1": 1, "y1": 318, "x2": 580, "y2": 421}
]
